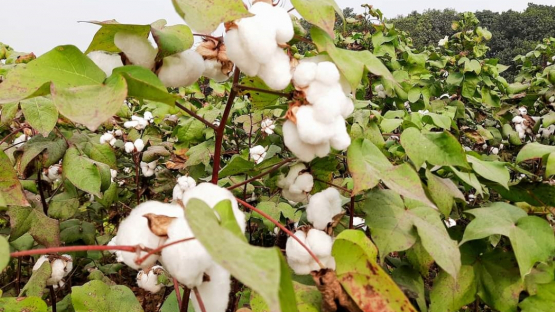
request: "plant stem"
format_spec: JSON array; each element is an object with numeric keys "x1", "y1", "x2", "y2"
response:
[
  {"x1": 212, "y1": 68, "x2": 241, "y2": 184},
  {"x1": 10, "y1": 245, "x2": 141, "y2": 258},
  {"x1": 313, "y1": 178, "x2": 352, "y2": 194},
  {"x1": 135, "y1": 238, "x2": 195, "y2": 265},
  {"x1": 49, "y1": 285, "x2": 57, "y2": 312},
  {"x1": 192, "y1": 33, "x2": 222, "y2": 41},
  {"x1": 134, "y1": 153, "x2": 141, "y2": 205},
  {"x1": 180, "y1": 287, "x2": 191, "y2": 312},
  {"x1": 37, "y1": 165, "x2": 49, "y2": 215},
  {"x1": 175, "y1": 102, "x2": 218, "y2": 130},
  {"x1": 349, "y1": 196, "x2": 355, "y2": 229},
  {"x1": 236, "y1": 198, "x2": 324, "y2": 268},
  {"x1": 193, "y1": 287, "x2": 207, "y2": 312},
  {"x1": 173, "y1": 278, "x2": 182, "y2": 309},
  {"x1": 15, "y1": 258, "x2": 21, "y2": 294},
  {"x1": 234, "y1": 85, "x2": 293, "y2": 99},
  {"x1": 227, "y1": 158, "x2": 294, "y2": 190}
]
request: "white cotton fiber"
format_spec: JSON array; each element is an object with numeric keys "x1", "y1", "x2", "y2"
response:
[
  {"x1": 274, "y1": 11, "x2": 295, "y2": 44},
  {"x1": 295, "y1": 106, "x2": 335, "y2": 145},
  {"x1": 87, "y1": 51, "x2": 123, "y2": 77},
  {"x1": 172, "y1": 175, "x2": 197, "y2": 201},
  {"x1": 158, "y1": 50, "x2": 205, "y2": 88},
  {"x1": 237, "y1": 2, "x2": 278, "y2": 64},
  {"x1": 191, "y1": 264, "x2": 231, "y2": 312},
  {"x1": 114, "y1": 32, "x2": 156, "y2": 70},
  {"x1": 225, "y1": 29, "x2": 260, "y2": 76},
  {"x1": 315, "y1": 61, "x2": 341, "y2": 86},
  {"x1": 311, "y1": 87, "x2": 345, "y2": 123},
  {"x1": 203, "y1": 59, "x2": 230, "y2": 82},
  {"x1": 340, "y1": 96, "x2": 355, "y2": 118},
  {"x1": 285, "y1": 229, "x2": 335, "y2": 275},
  {"x1": 293, "y1": 62, "x2": 318, "y2": 88},
  {"x1": 257, "y1": 47, "x2": 292, "y2": 90},
  {"x1": 288, "y1": 173, "x2": 314, "y2": 195},
  {"x1": 281, "y1": 189, "x2": 309, "y2": 203},
  {"x1": 116, "y1": 201, "x2": 184, "y2": 269},
  {"x1": 137, "y1": 266, "x2": 165, "y2": 293},
  {"x1": 285, "y1": 231, "x2": 311, "y2": 264},
  {"x1": 306, "y1": 188, "x2": 342, "y2": 230},
  {"x1": 330, "y1": 118, "x2": 351, "y2": 151},
  {"x1": 283, "y1": 120, "x2": 330, "y2": 163},
  {"x1": 306, "y1": 229, "x2": 334, "y2": 257}
]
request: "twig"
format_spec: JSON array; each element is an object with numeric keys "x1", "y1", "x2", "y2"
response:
[
  {"x1": 314, "y1": 178, "x2": 351, "y2": 194},
  {"x1": 234, "y1": 85, "x2": 293, "y2": 99},
  {"x1": 193, "y1": 287, "x2": 207, "y2": 312},
  {"x1": 173, "y1": 278, "x2": 182, "y2": 309},
  {"x1": 37, "y1": 164, "x2": 49, "y2": 215},
  {"x1": 212, "y1": 68, "x2": 241, "y2": 184},
  {"x1": 49, "y1": 285, "x2": 57, "y2": 312},
  {"x1": 175, "y1": 102, "x2": 218, "y2": 130},
  {"x1": 15, "y1": 258, "x2": 21, "y2": 294},
  {"x1": 134, "y1": 153, "x2": 141, "y2": 205},
  {"x1": 192, "y1": 33, "x2": 222, "y2": 41},
  {"x1": 135, "y1": 238, "x2": 195, "y2": 265},
  {"x1": 349, "y1": 196, "x2": 355, "y2": 229},
  {"x1": 180, "y1": 287, "x2": 191, "y2": 312},
  {"x1": 236, "y1": 198, "x2": 324, "y2": 268},
  {"x1": 228, "y1": 158, "x2": 294, "y2": 190},
  {"x1": 10, "y1": 245, "x2": 141, "y2": 258},
  {"x1": 0, "y1": 126, "x2": 30, "y2": 146}
]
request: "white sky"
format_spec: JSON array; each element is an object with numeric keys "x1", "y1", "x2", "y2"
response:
[{"x1": 1, "y1": 0, "x2": 553, "y2": 55}]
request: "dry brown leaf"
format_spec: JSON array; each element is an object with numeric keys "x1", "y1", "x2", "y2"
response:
[
  {"x1": 311, "y1": 269, "x2": 363, "y2": 312},
  {"x1": 143, "y1": 213, "x2": 177, "y2": 237}
]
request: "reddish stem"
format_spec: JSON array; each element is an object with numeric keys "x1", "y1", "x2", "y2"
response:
[
  {"x1": 193, "y1": 287, "x2": 207, "y2": 312},
  {"x1": 349, "y1": 196, "x2": 355, "y2": 229},
  {"x1": 236, "y1": 198, "x2": 324, "y2": 268},
  {"x1": 173, "y1": 278, "x2": 182, "y2": 308},
  {"x1": 0, "y1": 126, "x2": 30, "y2": 146},
  {"x1": 10, "y1": 245, "x2": 139, "y2": 258},
  {"x1": 234, "y1": 85, "x2": 293, "y2": 99},
  {"x1": 212, "y1": 68, "x2": 241, "y2": 184},
  {"x1": 314, "y1": 178, "x2": 352, "y2": 194},
  {"x1": 135, "y1": 238, "x2": 195, "y2": 265},
  {"x1": 227, "y1": 158, "x2": 294, "y2": 190},
  {"x1": 175, "y1": 102, "x2": 218, "y2": 130}
]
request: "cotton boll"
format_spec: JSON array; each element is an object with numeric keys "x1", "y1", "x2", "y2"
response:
[
  {"x1": 203, "y1": 59, "x2": 230, "y2": 82},
  {"x1": 281, "y1": 188, "x2": 309, "y2": 203},
  {"x1": 257, "y1": 47, "x2": 292, "y2": 90},
  {"x1": 225, "y1": 29, "x2": 260, "y2": 76},
  {"x1": 295, "y1": 106, "x2": 335, "y2": 145},
  {"x1": 311, "y1": 87, "x2": 345, "y2": 123},
  {"x1": 124, "y1": 120, "x2": 139, "y2": 129},
  {"x1": 293, "y1": 62, "x2": 317, "y2": 88},
  {"x1": 330, "y1": 119, "x2": 351, "y2": 151},
  {"x1": 274, "y1": 10, "x2": 294, "y2": 44},
  {"x1": 191, "y1": 264, "x2": 231, "y2": 312},
  {"x1": 249, "y1": 145, "x2": 267, "y2": 164},
  {"x1": 304, "y1": 81, "x2": 331, "y2": 105},
  {"x1": 180, "y1": 183, "x2": 246, "y2": 233},
  {"x1": 306, "y1": 229, "x2": 333, "y2": 258},
  {"x1": 161, "y1": 217, "x2": 212, "y2": 288},
  {"x1": 285, "y1": 231, "x2": 311, "y2": 265},
  {"x1": 137, "y1": 267, "x2": 164, "y2": 293},
  {"x1": 124, "y1": 142, "x2": 135, "y2": 154},
  {"x1": 306, "y1": 188, "x2": 342, "y2": 230},
  {"x1": 315, "y1": 61, "x2": 341, "y2": 86},
  {"x1": 340, "y1": 96, "x2": 355, "y2": 118},
  {"x1": 172, "y1": 176, "x2": 197, "y2": 201},
  {"x1": 87, "y1": 51, "x2": 123, "y2": 76},
  {"x1": 512, "y1": 116, "x2": 524, "y2": 124},
  {"x1": 281, "y1": 163, "x2": 307, "y2": 188},
  {"x1": 114, "y1": 32, "x2": 156, "y2": 70},
  {"x1": 107, "y1": 236, "x2": 124, "y2": 262},
  {"x1": 116, "y1": 201, "x2": 184, "y2": 269},
  {"x1": 282, "y1": 120, "x2": 329, "y2": 162},
  {"x1": 158, "y1": 50, "x2": 205, "y2": 88},
  {"x1": 134, "y1": 139, "x2": 145, "y2": 152},
  {"x1": 238, "y1": 2, "x2": 278, "y2": 64},
  {"x1": 289, "y1": 173, "x2": 314, "y2": 195}
]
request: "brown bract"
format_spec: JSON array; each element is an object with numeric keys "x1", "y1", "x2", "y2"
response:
[
  {"x1": 285, "y1": 91, "x2": 309, "y2": 124},
  {"x1": 195, "y1": 37, "x2": 234, "y2": 76},
  {"x1": 311, "y1": 269, "x2": 363, "y2": 312},
  {"x1": 143, "y1": 213, "x2": 178, "y2": 237}
]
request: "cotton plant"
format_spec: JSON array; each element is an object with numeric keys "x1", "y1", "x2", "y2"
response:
[{"x1": 196, "y1": 37, "x2": 233, "y2": 82}]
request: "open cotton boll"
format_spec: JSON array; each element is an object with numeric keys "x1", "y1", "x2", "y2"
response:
[
  {"x1": 124, "y1": 142, "x2": 135, "y2": 154},
  {"x1": 282, "y1": 120, "x2": 330, "y2": 162},
  {"x1": 203, "y1": 59, "x2": 230, "y2": 82},
  {"x1": 295, "y1": 106, "x2": 335, "y2": 145},
  {"x1": 137, "y1": 266, "x2": 165, "y2": 294},
  {"x1": 225, "y1": 29, "x2": 260, "y2": 76},
  {"x1": 237, "y1": 2, "x2": 279, "y2": 64},
  {"x1": 315, "y1": 61, "x2": 341, "y2": 86},
  {"x1": 286, "y1": 229, "x2": 335, "y2": 275},
  {"x1": 116, "y1": 201, "x2": 184, "y2": 269},
  {"x1": 304, "y1": 80, "x2": 333, "y2": 105},
  {"x1": 181, "y1": 183, "x2": 246, "y2": 233},
  {"x1": 306, "y1": 188, "x2": 342, "y2": 230},
  {"x1": 191, "y1": 264, "x2": 231, "y2": 312},
  {"x1": 285, "y1": 231, "x2": 311, "y2": 265},
  {"x1": 311, "y1": 88, "x2": 345, "y2": 123},
  {"x1": 107, "y1": 236, "x2": 124, "y2": 262},
  {"x1": 330, "y1": 119, "x2": 351, "y2": 151},
  {"x1": 289, "y1": 173, "x2": 314, "y2": 195},
  {"x1": 134, "y1": 139, "x2": 145, "y2": 152},
  {"x1": 282, "y1": 189, "x2": 309, "y2": 203},
  {"x1": 340, "y1": 96, "x2": 355, "y2": 118},
  {"x1": 280, "y1": 163, "x2": 307, "y2": 188},
  {"x1": 274, "y1": 10, "x2": 295, "y2": 44},
  {"x1": 306, "y1": 229, "x2": 334, "y2": 258},
  {"x1": 293, "y1": 62, "x2": 318, "y2": 88},
  {"x1": 158, "y1": 50, "x2": 205, "y2": 88},
  {"x1": 257, "y1": 47, "x2": 292, "y2": 90},
  {"x1": 87, "y1": 51, "x2": 123, "y2": 77},
  {"x1": 114, "y1": 32, "x2": 156, "y2": 70},
  {"x1": 172, "y1": 175, "x2": 197, "y2": 201},
  {"x1": 161, "y1": 217, "x2": 213, "y2": 288}
]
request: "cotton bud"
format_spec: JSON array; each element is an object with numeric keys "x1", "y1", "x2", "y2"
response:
[
  {"x1": 114, "y1": 32, "x2": 156, "y2": 70},
  {"x1": 134, "y1": 139, "x2": 145, "y2": 152},
  {"x1": 172, "y1": 175, "x2": 197, "y2": 201},
  {"x1": 137, "y1": 266, "x2": 165, "y2": 293},
  {"x1": 158, "y1": 50, "x2": 205, "y2": 88},
  {"x1": 260, "y1": 118, "x2": 276, "y2": 135},
  {"x1": 124, "y1": 142, "x2": 135, "y2": 154},
  {"x1": 306, "y1": 188, "x2": 343, "y2": 230},
  {"x1": 116, "y1": 201, "x2": 185, "y2": 269},
  {"x1": 249, "y1": 145, "x2": 267, "y2": 164},
  {"x1": 285, "y1": 229, "x2": 335, "y2": 275},
  {"x1": 87, "y1": 51, "x2": 123, "y2": 76}
]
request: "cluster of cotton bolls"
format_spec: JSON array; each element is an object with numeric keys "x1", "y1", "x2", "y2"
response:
[
  {"x1": 32, "y1": 255, "x2": 73, "y2": 288},
  {"x1": 249, "y1": 145, "x2": 267, "y2": 164},
  {"x1": 172, "y1": 175, "x2": 197, "y2": 201},
  {"x1": 124, "y1": 138, "x2": 145, "y2": 154},
  {"x1": 140, "y1": 160, "x2": 158, "y2": 177},
  {"x1": 113, "y1": 183, "x2": 245, "y2": 311},
  {"x1": 157, "y1": 50, "x2": 205, "y2": 88},
  {"x1": 225, "y1": 1, "x2": 294, "y2": 90},
  {"x1": 512, "y1": 106, "x2": 535, "y2": 139},
  {"x1": 283, "y1": 60, "x2": 353, "y2": 162},
  {"x1": 375, "y1": 84, "x2": 386, "y2": 98},
  {"x1": 136, "y1": 265, "x2": 166, "y2": 294},
  {"x1": 41, "y1": 163, "x2": 62, "y2": 183},
  {"x1": 277, "y1": 163, "x2": 313, "y2": 203},
  {"x1": 124, "y1": 112, "x2": 153, "y2": 130},
  {"x1": 537, "y1": 124, "x2": 555, "y2": 141}
]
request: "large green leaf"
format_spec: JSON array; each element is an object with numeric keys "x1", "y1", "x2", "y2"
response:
[
  {"x1": 516, "y1": 142, "x2": 555, "y2": 163},
  {"x1": 490, "y1": 182, "x2": 555, "y2": 207},
  {"x1": 391, "y1": 266, "x2": 427, "y2": 312},
  {"x1": 0, "y1": 236, "x2": 10, "y2": 272},
  {"x1": 85, "y1": 20, "x2": 151, "y2": 53},
  {"x1": 172, "y1": 0, "x2": 251, "y2": 34},
  {"x1": 15, "y1": 133, "x2": 67, "y2": 176},
  {"x1": 332, "y1": 230, "x2": 417, "y2": 312},
  {"x1": 20, "y1": 96, "x2": 58, "y2": 136},
  {"x1": 0, "y1": 45, "x2": 106, "y2": 103},
  {"x1": 7, "y1": 206, "x2": 60, "y2": 247},
  {"x1": 467, "y1": 155, "x2": 510, "y2": 189},
  {"x1": 251, "y1": 282, "x2": 322, "y2": 312},
  {"x1": 151, "y1": 20, "x2": 194, "y2": 59},
  {"x1": 20, "y1": 261, "x2": 52, "y2": 297},
  {"x1": 219, "y1": 156, "x2": 255, "y2": 178},
  {"x1": 52, "y1": 74, "x2": 127, "y2": 131},
  {"x1": 71, "y1": 280, "x2": 143, "y2": 312},
  {"x1": 60, "y1": 219, "x2": 97, "y2": 245},
  {"x1": 520, "y1": 282, "x2": 555, "y2": 312},
  {"x1": 253, "y1": 202, "x2": 301, "y2": 231},
  {"x1": 0, "y1": 150, "x2": 29, "y2": 207},
  {"x1": 426, "y1": 170, "x2": 465, "y2": 217},
  {"x1": 311, "y1": 27, "x2": 396, "y2": 91},
  {"x1": 112, "y1": 65, "x2": 178, "y2": 105},
  {"x1": 185, "y1": 198, "x2": 296, "y2": 311},
  {"x1": 291, "y1": 0, "x2": 343, "y2": 38},
  {"x1": 400, "y1": 127, "x2": 469, "y2": 169},
  {"x1": 62, "y1": 147, "x2": 104, "y2": 197},
  {"x1": 0, "y1": 297, "x2": 48, "y2": 311}
]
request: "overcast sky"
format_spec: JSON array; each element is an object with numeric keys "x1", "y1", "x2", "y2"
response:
[{"x1": 1, "y1": 0, "x2": 553, "y2": 55}]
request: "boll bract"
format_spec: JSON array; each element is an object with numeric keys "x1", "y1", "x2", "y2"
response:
[
  {"x1": 114, "y1": 32, "x2": 156, "y2": 70},
  {"x1": 87, "y1": 51, "x2": 123, "y2": 76},
  {"x1": 137, "y1": 265, "x2": 165, "y2": 294},
  {"x1": 285, "y1": 229, "x2": 335, "y2": 275},
  {"x1": 249, "y1": 145, "x2": 267, "y2": 164},
  {"x1": 172, "y1": 175, "x2": 197, "y2": 201},
  {"x1": 306, "y1": 188, "x2": 343, "y2": 230},
  {"x1": 157, "y1": 50, "x2": 205, "y2": 88}
]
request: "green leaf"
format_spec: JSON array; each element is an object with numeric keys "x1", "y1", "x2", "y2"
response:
[
  {"x1": 172, "y1": 0, "x2": 252, "y2": 34},
  {"x1": 60, "y1": 219, "x2": 97, "y2": 245},
  {"x1": 430, "y1": 265, "x2": 476, "y2": 312},
  {"x1": 406, "y1": 238, "x2": 434, "y2": 278},
  {"x1": 401, "y1": 128, "x2": 469, "y2": 169},
  {"x1": 62, "y1": 146, "x2": 103, "y2": 197},
  {"x1": 291, "y1": 0, "x2": 343, "y2": 38},
  {"x1": 332, "y1": 230, "x2": 417, "y2": 312},
  {"x1": 85, "y1": 20, "x2": 151, "y2": 53},
  {"x1": 251, "y1": 282, "x2": 322, "y2": 312},
  {"x1": 20, "y1": 96, "x2": 58, "y2": 136},
  {"x1": 112, "y1": 65, "x2": 178, "y2": 105},
  {"x1": 0, "y1": 297, "x2": 48, "y2": 311},
  {"x1": 446, "y1": 72, "x2": 464, "y2": 86},
  {"x1": 0, "y1": 45, "x2": 106, "y2": 103},
  {"x1": 185, "y1": 198, "x2": 296, "y2": 311},
  {"x1": 0, "y1": 236, "x2": 10, "y2": 272},
  {"x1": 408, "y1": 87, "x2": 421, "y2": 103},
  {"x1": 239, "y1": 77, "x2": 289, "y2": 109},
  {"x1": 490, "y1": 182, "x2": 555, "y2": 207},
  {"x1": 48, "y1": 190, "x2": 80, "y2": 221},
  {"x1": 213, "y1": 200, "x2": 246, "y2": 241},
  {"x1": 253, "y1": 202, "x2": 301, "y2": 230},
  {"x1": 219, "y1": 156, "x2": 255, "y2": 178},
  {"x1": 467, "y1": 155, "x2": 510, "y2": 189},
  {"x1": 449, "y1": 166, "x2": 483, "y2": 196},
  {"x1": 15, "y1": 133, "x2": 67, "y2": 176},
  {"x1": 426, "y1": 170, "x2": 464, "y2": 216},
  {"x1": 461, "y1": 203, "x2": 528, "y2": 242},
  {"x1": 151, "y1": 20, "x2": 194, "y2": 60},
  {"x1": 516, "y1": 142, "x2": 555, "y2": 163},
  {"x1": 520, "y1": 282, "x2": 555, "y2": 312},
  {"x1": 20, "y1": 261, "x2": 52, "y2": 297},
  {"x1": 547, "y1": 153, "x2": 555, "y2": 177},
  {"x1": 311, "y1": 27, "x2": 396, "y2": 91},
  {"x1": 52, "y1": 74, "x2": 127, "y2": 131},
  {"x1": 391, "y1": 266, "x2": 427, "y2": 312},
  {"x1": 88, "y1": 141, "x2": 117, "y2": 169},
  {"x1": 7, "y1": 206, "x2": 60, "y2": 247},
  {"x1": 0, "y1": 149, "x2": 30, "y2": 207},
  {"x1": 71, "y1": 280, "x2": 143, "y2": 312}
]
